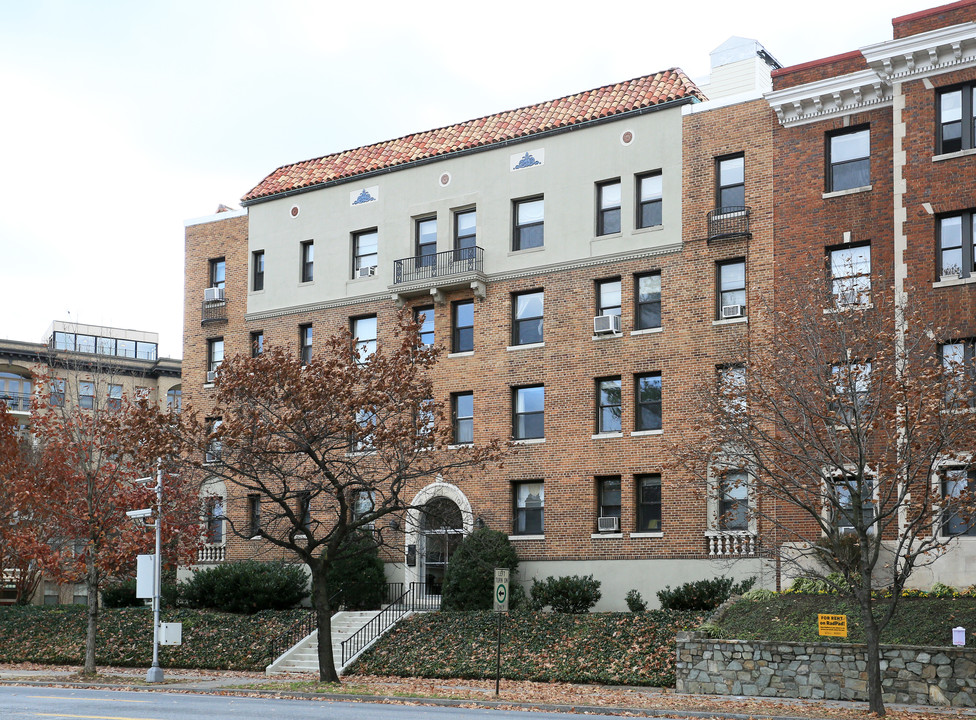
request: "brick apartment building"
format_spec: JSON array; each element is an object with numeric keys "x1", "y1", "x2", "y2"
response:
[
  {"x1": 0, "y1": 321, "x2": 181, "y2": 604},
  {"x1": 183, "y1": 0, "x2": 976, "y2": 608}
]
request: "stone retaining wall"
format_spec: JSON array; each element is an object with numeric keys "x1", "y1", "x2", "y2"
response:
[{"x1": 675, "y1": 632, "x2": 976, "y2": 707}]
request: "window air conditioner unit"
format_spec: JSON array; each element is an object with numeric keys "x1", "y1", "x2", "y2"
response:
[
  {"x1": 204, "y1": 287, "x2": 225, "y2": 302},
  {"x1": 597, "y1": 516, "x2": 619, "y2": 532},
  {"x1": 593, "y1": 314, "x2": 621, "y2": 335},
  {"x1": 357, "y1": 266, "x2": 376, "y2": 278},
  {"x1": 206, "y1": 371, "x2": 218, "y2": 383},
  {"x1": 721, "y1": 304, "x2": 743, "y2": 319}
]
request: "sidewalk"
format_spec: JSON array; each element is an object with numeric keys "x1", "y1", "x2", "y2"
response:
[{"x1": 2, "y1": 664, "x2": 976, "y2": 719}]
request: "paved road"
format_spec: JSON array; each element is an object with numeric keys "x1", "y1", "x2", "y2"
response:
[{"x1": 0, "y1": 686, "x2": 632, "y2": 720}]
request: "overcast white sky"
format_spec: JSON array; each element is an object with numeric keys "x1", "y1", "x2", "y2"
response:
[{"x1": 0, "y1": 0, "x2": 929, "y2": 358}]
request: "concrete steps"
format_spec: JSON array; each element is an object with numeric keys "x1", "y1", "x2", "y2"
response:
[{"x1": 266, "y1": 610, "x2": 387, "y2": 675}]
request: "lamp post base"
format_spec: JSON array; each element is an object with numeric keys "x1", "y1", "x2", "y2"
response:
[{"x1": 146, "y1": 665, "x2": 164, "y2": 683}]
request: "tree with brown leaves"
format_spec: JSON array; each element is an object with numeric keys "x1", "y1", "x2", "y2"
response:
[
  {"x1": 141, "y1": 312, "x2": 505, "y2": 682},
  {"x1": 677, "y1": 279, "x2": 976, "y2": 716}
]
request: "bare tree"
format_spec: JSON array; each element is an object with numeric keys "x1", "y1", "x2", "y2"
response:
[
  {"x1": 142, "y1": 312, "x2": 505, "y2": 682},
  {"x1": 677, "y1": 277, "x2": 976, "y2": 715}
]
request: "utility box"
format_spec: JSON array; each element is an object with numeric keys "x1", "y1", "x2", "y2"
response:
[
  {"x1": 136, "y1": 555, "x2": 154, "y2": 599},
  {"x1": 159, "y1": 622, "x2": 182, "y2": 646},
  {"x1": 953, "y1": 626, "x2": 966, "y2": 647}
]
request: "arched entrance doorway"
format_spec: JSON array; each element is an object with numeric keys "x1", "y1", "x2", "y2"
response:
[{"x1": 405, "y1": 481, "x2": 474, "y2": 596}]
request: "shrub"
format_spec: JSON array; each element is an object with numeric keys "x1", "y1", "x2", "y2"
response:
[
  {"x1": 530, "y1": 574, "x2": 601, "y2": 613},
  {"x1": 325, "y1": 531, "x2": 387, "y2": 610},
  {"x1": 931, "y1": 582, "x2": 958, "y2": 598},
  {"x1": 625, "y1": 589, "x2": 647, "y2": 613},
  {"x1": 741, "y1": 587, "x2": 776, "y2": 602},
  {"x1": 788, "y1": 573, "x2": 846, "y2": 594},
  {"x1": 102, "y1": 579, "x2": 142, "y2": 608},
  {"x1": 180, "y1": 560, "x2": 308, "y2": 613},
  {"x1": 441, "y1": 528, "x2": 520, "y2": 611},
  {"x1": 657, "y1": 576, "x2": 756, "y2": 611}
]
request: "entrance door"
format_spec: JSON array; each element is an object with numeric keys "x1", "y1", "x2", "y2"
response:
[{"x1": 420, "y1": 497, "x2": 463, "y2": 595}]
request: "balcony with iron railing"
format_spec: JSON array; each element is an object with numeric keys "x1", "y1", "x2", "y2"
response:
[
  {"x1": 707, "y1": 206, "x2": 751, "y2": 242},
  {"x1": 0, "y1": 393, "x2": 31, "y2": 414},
  {"x1": 201, "y1": 300, "x2": 228, "y2": 324},
  {"x1": 391, "y1": 247, "x2": 486, "y2": 302}
]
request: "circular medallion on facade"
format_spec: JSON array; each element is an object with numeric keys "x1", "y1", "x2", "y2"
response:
[
  {"x1": 290, "y1": 205, "x2": 300, "y2": 218},
  {"x1": 621, "y1": 130, "x2": 634, "y2": 146},
  {"x1": 439, "y1": 172, "x2": 451, "y2": 187}
]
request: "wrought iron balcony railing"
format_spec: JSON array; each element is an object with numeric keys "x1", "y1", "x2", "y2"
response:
[
  {"x1": 0, "y1": 393, "x2": 31, "y2": 413},
  {"x1": 393, "y1": 246, "x2": 483, "y2": 285},
  {"x1": 707, "y1": 206, "x2": 751, "y2": 242},
  {"x1": 201, "y1": 300, "x2": 228, "y2": 324}
]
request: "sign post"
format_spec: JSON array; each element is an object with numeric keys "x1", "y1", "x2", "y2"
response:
[{"x1": 494, "y1": 568, "x2": 509, "y2": 696}]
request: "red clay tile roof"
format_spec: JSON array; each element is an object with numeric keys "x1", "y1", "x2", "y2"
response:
[{"x1": 242, "y1": 69, "x2": 703, "y2": 204}]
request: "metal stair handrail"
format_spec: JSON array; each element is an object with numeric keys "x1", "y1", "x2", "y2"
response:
[
  {"x1": 340, "y1": 583, "x2": 440, "y2": 665},
  {"x1": 268, "y1": 590, "x2": 342, "y2": 663}
]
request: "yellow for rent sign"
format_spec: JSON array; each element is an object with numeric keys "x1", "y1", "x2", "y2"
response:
[{"x1": 818, "y1": 614, "x2": 848, "y2": 637}]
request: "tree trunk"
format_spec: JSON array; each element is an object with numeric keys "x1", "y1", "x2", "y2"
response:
[
  {"x1": 310, "y1": 564, "x2": 339, "y2": 683},
  {"x1": 83, "y1": 553, "x2": 98, "y2": 676},
  {"x1": 860, "y1": 594, "x2": 885, "y2": 715}
]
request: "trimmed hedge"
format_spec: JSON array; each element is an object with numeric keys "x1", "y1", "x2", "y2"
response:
[
  {"x1": 0, "y1": 605, "x2": 308, "y2": 670},
  {"x1": 348, "y1": 610, "x2": 703, "y2": 686}
]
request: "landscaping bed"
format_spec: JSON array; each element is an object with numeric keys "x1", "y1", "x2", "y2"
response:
[
  {"x1": 348, "y1": 610, "x2": 703, "y2": 686},
  {"x1": 0, "y1": 605, "x2": 308, "y2": 670},
  {"x1": 708, "y1": 594, "x2": 976, "y2": 646}
]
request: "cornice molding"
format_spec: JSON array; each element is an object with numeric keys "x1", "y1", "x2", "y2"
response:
[
  {"x1": 862, "y1": 22, "x2": 976, "y2": 81},
  {"x1": 765, "y1": 70, "x2": 891, "y2": 127}
]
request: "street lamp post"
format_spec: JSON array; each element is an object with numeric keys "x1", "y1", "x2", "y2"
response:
[{"x1": 146, "y1": 459, "x2": 164, "y2": 683}]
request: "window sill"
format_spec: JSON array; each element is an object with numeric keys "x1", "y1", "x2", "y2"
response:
[
  {"x1": 590, "y1": 532, "x2": 623, "y2": 539},
  {"x1": 591, "y1": 432, "x2": 623, "y2": 439},
  {"x1": 507, "y1": 342, "x2": 544, "y2": 351},
  {"x1": 823, "y1": 184, "x2": 872, "y2": 199},
  {"x1": 448, "y1": 443, "x2": 474, "y2": 450},
  {"x1": 593, "y1": 231, "x2": 623, "y2": 241},
  {"x1": 933, "y1": 275, "x2": 976, "y2": 289},
  {"x1": 631, "y1": 327, "x2": 663, "y2": 336},
  {"x1": 633, "y1": 224, "x2": 664, "y2": 235},
  {"x1": 249, "y1": 289, "x2": 265, "y2": 296},
  {"x1": 592, "y1": 332, "x2": 623, "y2": 341},
  {"x1": 448, "y1": 350, "x2": 474, "y2": 358},
  {"x1": 629, "y1": 532, "x2": 663, "y2": 538},
  {"x1": 713, "y1": 316, "x2": 748, "y2": 326},
  {"x1": 631, "y1": 429, "x2": 663, "y2": 437},
  {"x1": 823, "y1": 302, "x2": 873, "y2": 314},
  {"x1": 508, "y1": 245, "x2": 545, "y2": 256},
  {"x1": 933, "y1": 148, "x2": 976, "y2": 162},
  {"x1": 346, "y1": 450, "x2": 377, "y2": 457},
  {"x1": 509, "y1": 534, "x2": 545, "y2": 541},
  {"x1": 512, "y1": 438, "x2": 545, "y2": 445},
  {"x1": 203, "y1": 382, "x2": 215, "y2": 389},
  {"x1": 299, "y1": 280, "x2": 315, "y2": 287}
]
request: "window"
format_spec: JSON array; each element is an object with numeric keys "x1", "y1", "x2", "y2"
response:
[
  {"x1": 207, "y1": 338, "x2": 224, "y2": 375},
  {"x1": 636, "y1": 474, "x2": 662, "y2": 532},
  {"x1": 76, "y1": 335, "x2": 95, "y2": 353},
  {"x1": 354, "y1": 409, "x2": 376, "y2": 452},
  {"x1": 166, "y1": 387, "x2": 182, "y2": 413},
  {"x1": 53, "y1": 332, "x2": 75, "y2": 351},
  {"x1": 635, "y1": 373, "x2": 662, "y2": 432},
  {"x1": 637, "y1": 172, "x2": 663, "y2": 228},
  {"x1": 135, "y1": 386, "x2": 151, "y2": 401},
  {"x1": 596, "y1": 377, "x2": 622, "y2": 433},
  {"x1": 716, "y1": 154, "x2": 745, "y2": 209},
  {"x1": 513, "y1": 197, "x2": 544, "y2": 250},
  {"x1": 829, "y1": 243, "x2": 871, "y2": 306},
  {"x1": 943, "y1": 468, "x2": 976, "y2": 536},
  {"x1": 205, "y1": 496, "x2": 224, "y2": 544},
  {"x1": 455, "y1": 209, "x2": 476, "y2": 259},
  {"x1": 50, "y1": 379, "x2": 65, "y2": 407},
  {"x1": 351, "y1": 490, "x2": 374, "y2": 523},
  {"x1": 829, "y1": 475, "x2": 874, "y2": 534},
  {"x1": 300, "y1": 241, "x2": 314, "y2": 282},
  {"x1": 831, "y1": 361, "x2": 871, "y2": 424},
  {"x1": 136, "y1": 342, "x2": 157, "y2": 361},
  {"x1": 415, "y1": 306, "x2": 434, "y2": 347},
  {"x1": 117, "y1": 339, "x2": 136, "y2": 358},
  {"x1": 247, "y1": 494, "x2": 261, "y2": 537},
  {"x1": 416, "y1": 397, "x2": 435, "y2": 445},
  {"x1": 206, "y1": 418, "x2": 222, "y2": 463},
  {"x1": 107, "y1": 384, "x2": 122, "y2": 411},
  {"x1": 941, "y1": 340, "x2": 975, "y2": 406},
  {"x1": 718, "y1": 364, "x2": 746, "y2": 417},
  {"x1": 209, "y1": 258, "x2": 225, "y2": 290},
  {"x1": 719, "y1": 471, "x2": 749, "y2": 531},
  {"x1": 353, "y1": 229, "x2": 378, "y2": 276},
  {"x1": 597, "y1": 180, "x2": 621, "y2": 235},
  {"x1": 79, "y1": 381, "x2": 95, "y2": 410},
  {"x1": 252, "y1": 250, "x2": 265, "y2": 291},
  {"x1": 297, "y1": 491, "x2": 312, "y2": 534},
  {"x1": 251, "y1": 331, "x2": 264, "y2": 357},
  {"x1": 97, "y1": 337, "x2": 115, "y2": 356},
  {"x1": 598, "y1": 476, "x2": 621, "y2": 520},
  {"x1": 938, "y1": 211, "x2": 976, "y2": 278},
  {"x1": 596, "y1": 279, "x2": 621, "y2": 317},
  {"x1": 452, "y1": 392, "x2": 473, "y2": 444},
  {"x1": 352, "y1": 315, "x2": 377, "y2": 360},
  {"x1": 452, "y1": 300, "x2": 473, "y2": 353},
  {"x1": 513, "y1": 481, "x2": 544, "y2": 535},
  {"x1": 513, "y1": 385, "x2": 544, "y2": 440},
  {"x1": 512, "y1": 290, "x2": 543, "y2": 345},
  {"x1": 635, "y1": 273, "x2": 661, "y2": 330},
  {"x1": 938, "y1": 85, "x2": 975, "y2": 154},
  {"x1": 416, "y1": 217, "x2": 437, "y2": 267},
  {"x1": 300, "y1": 324, "x2": 312, "y2": 365},
  {"x1": 828, "y1": 128, "x2": 870, "y2": 192},
  {"x1": 717, "y1": 259, "x2": 746, "y2": 318}
]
